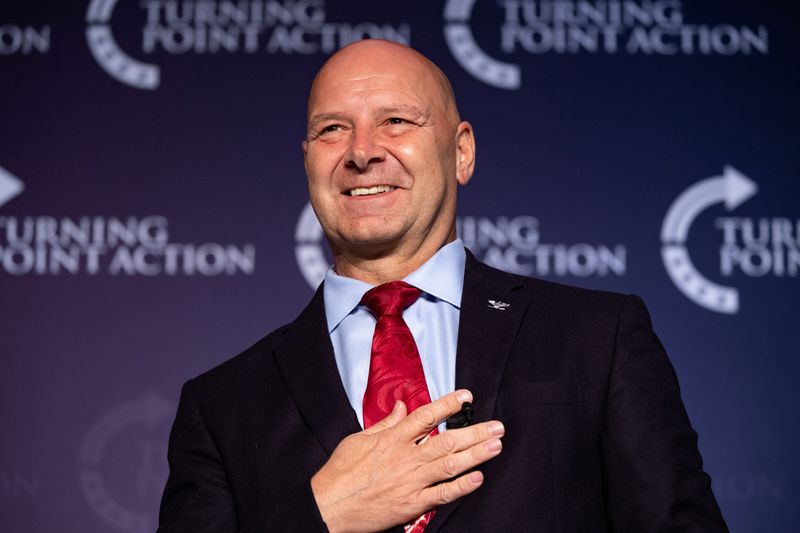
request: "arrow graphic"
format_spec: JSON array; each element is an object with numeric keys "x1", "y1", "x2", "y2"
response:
[
  {"x1": 443, "y1": 0, "x2": 521, "y2": 90},
  {"x1": 85, "y1": 0, "x2": 160, "y2": 90},
  {"x1": 660, "y1": 166, "x2": 757, "y2": 314},
  {"x1": 661, "y1": 166, "x2": 757, "y2": 243},
  {"x1": 0, "y1": 165, "x2": 24, "y2": 208}
]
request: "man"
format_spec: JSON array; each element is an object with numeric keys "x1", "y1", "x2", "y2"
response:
[{"x1": 158, "y1": 39, "x2": 728, "y2": 532}]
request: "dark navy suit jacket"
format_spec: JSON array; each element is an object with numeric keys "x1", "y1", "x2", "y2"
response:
[{"x1": 158, "y1": 252, "x2": 728, "y2": 532}]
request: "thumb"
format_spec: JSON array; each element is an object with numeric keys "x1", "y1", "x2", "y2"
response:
[{"x1": 363, "y1": 401, "x2": 407, "y2": 434}]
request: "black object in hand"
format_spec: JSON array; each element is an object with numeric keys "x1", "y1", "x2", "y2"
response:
[{"x1": 445, "y1": 402, "x2": 473, "y2": 429}]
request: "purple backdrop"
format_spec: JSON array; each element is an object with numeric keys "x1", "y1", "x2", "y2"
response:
[{"x1": 2, "y1": 1, "x2": 798, "y2": 531}]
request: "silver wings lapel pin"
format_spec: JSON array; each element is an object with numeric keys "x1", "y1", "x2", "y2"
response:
[{"x1": 487, "y1": 299, "x2": 510, "y2": 311}]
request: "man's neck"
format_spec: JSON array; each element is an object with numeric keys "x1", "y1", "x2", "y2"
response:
[{"x1": 331, "y1": 233, "x2": 457, "y2": 285}]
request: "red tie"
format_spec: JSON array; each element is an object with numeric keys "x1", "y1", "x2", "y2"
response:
[{"x1": 361, "y1": 281, "x2": 437, "y2": 533}]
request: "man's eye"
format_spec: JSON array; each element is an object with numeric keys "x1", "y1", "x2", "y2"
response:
[
  {"x1": 387, "y1": 118, "x2": 407, "y2": 125},
  {"x1": 320, "y1": 124, "x2": 342, "y2": 134}
]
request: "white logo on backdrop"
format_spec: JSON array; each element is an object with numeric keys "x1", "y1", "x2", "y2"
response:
[
  {"x1": 0, "y1": 166, "x2": 24, "y2": 208},
  {"x1": 0, "y1": 170, "x2": 256, "y2": 276},
  {"x1": 294, "y1": 202, "x2": 626, "y2": 288},
  {"x1": 295, "y1": 202, "x2": 328, "y2": 288},
  {"x1": 86, "y1": 0, "x2": 161, "y2": 90},
  {"x1": 0, "y1": 24, "x2": 50, "y2": 55},
  {"x1": 0, "y1": 469, "x2": 39, "y2": 499},
  {"x1": 443, "y1": 0, "x2": 521, "y2": 89},
  {"x1": 662, "y1": 166, "x2": 799, "y2": 314},
  {"x1": 661, "y1": 166, "x2": 757, "y2": 314},
  {"x1": 86, "y1": 0, "x2": 411, "y2": 89},
  {"x1": 79, "y1": 392, "x2": 173, "y2": 533},
  {"x1": 443, "y1": 0, "x2": 769, "y2": 89}
]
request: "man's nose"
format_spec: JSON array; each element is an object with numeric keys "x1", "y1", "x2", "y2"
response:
[{"x1": 345, "y1": 127, "x2": 386, "y2": 171}]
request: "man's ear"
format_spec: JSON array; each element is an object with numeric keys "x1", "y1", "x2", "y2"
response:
[{"x1": 455, "y1": 121, "x2": 476, "y2": 186}]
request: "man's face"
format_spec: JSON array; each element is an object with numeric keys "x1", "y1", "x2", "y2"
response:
[{"x1": 303, "y1": 44, "x2": 472, "y2": 260}]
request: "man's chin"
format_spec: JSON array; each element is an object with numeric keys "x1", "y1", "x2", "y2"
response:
[
  {"x1": 342, "y1": 237, "x2": 402, "y2": 257},
  {"x1": 329, "y1": 229, "x2": 408, "y2": 258}
]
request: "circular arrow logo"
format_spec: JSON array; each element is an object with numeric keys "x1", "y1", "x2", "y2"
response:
[
  {"x1": 443, "y1": 0, "x2": 521, "y2": 90},
  {"x1": 294, "y1": 202, "x2": 328, "y2": 289},
  {"x1": 86, "y1": 0, "x2": 160, "y2": 90},
  {"x1": 661, "y1": 165, "x2": 758, "y2": 314},
  {"x1": 78, "y1": 391, "x2": 173, "y2": 532}
]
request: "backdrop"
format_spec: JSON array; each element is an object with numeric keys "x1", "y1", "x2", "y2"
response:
[{"x1": 1, "y1": 1, "x2": 798, "y2": 531}]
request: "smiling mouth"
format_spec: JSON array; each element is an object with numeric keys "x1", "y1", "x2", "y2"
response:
[{"x1": 346, "y1": 185, "x2": 397, "y2": 197}]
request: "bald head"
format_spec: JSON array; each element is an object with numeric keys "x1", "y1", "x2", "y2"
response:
[{"x1": 307, "y1": 39, "x2": 460, "y2": 128}]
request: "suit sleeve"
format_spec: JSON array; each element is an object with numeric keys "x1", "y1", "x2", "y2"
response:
[
  {"x1": 602, "y1": 295, "x2": 728, "y2": 532},
  {"x1": 157, "y1": 380, "x2": 330, "y2": 533}
]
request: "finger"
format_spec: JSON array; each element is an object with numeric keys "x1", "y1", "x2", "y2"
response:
[
  {"x1": 397, "y1": 389, "x2": 473, "y2": 440},
  {"x1": 420, "y1": 470, "x2": 484, "y2": 507},
  {"x1": 418, "y1": 421, "x2": 505, "y2": 462},
  {"x1": 363, "y1": 400, "x2": 407, "y2": 435},
  {"x1": 419, "y1": 437, "x2": 502, "y2": 485}
]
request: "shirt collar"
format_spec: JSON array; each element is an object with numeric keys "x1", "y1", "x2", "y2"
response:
[{"x1": 323, "y1": 239, "x2": 466, "y2": 333}]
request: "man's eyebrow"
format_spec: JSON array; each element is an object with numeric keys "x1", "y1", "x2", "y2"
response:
[
  {"x1": 308, "y1": 105, "x2": 429, "y2": 128},
  {"x1": 307, "y1": 112, "x2": 348, "y2": 129},
  {"x1": 378, "y1": 105, "x2": 428, "y2": 119}
]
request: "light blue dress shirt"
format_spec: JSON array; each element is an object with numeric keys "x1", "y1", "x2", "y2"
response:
[{"x1": 323, "y1": 239, "x2": 466, "y2": 430}]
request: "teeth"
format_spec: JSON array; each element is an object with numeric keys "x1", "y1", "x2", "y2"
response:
[{"x1": 349, "y1": 185, "x2": 396, "y2": 196}]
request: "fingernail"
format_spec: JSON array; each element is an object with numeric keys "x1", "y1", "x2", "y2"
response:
[
  {"x1": 488, "y1": 421, "x2": 504, "y2": 436},
  {"x1": 485, "y1": 438, "x2": 502, "y2": 453},
  {"x1": 468, "y1": 471, "x2": 484, "y2": 484},
  {"x1": 456, "y1": 389, "x2": 472, "y2": 403}
]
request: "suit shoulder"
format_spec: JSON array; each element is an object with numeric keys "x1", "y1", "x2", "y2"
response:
[
  {"x1": 475, "y1": 255, "x2": 628, "y2": 304},
  {"x1": 471, "y1": 256, "x2": 638, "y2": 322},
  {"x1": 523, "y1": 275, "x2": 628, "y2": 308}
]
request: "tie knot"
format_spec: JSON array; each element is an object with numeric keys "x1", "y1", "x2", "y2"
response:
[{"x1": 361, "y1": 281, "x2": 422, "y2": 318}]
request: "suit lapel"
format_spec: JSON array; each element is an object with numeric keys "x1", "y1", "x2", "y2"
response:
[
  {"x1": 428, "y1": 252, "x2": 530, "y2": 532},
  {"x1": 455, "y1": 253, "x2": 529, "y2": 424},
  {"x1": 271, "y1": 284, "x2": 362, "y2": 455}
]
